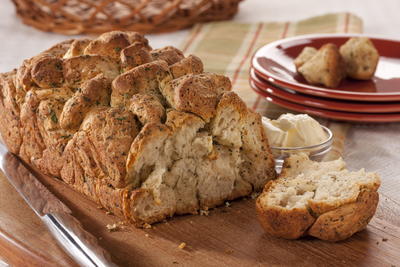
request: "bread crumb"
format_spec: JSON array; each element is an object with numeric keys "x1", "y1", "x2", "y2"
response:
[
  {"x1": 225, "y1": 201, "x2": 231, "y2": 207},
  {"x1": 382, "y1": 238, "x2": 388, "y2": 242},
  {"x1": 118, "y1": 221, "x2": 127, "y2": 226},
  {"x1": 200, "y1": 209, "x2": 209, "y2": 216},
  {"x1": 225, "y1": 249, "x2": 234, "y2": 254},
  {"x1": 143, "y1": 223, "x2": 152, "y2": 229},
  {"x1": 106, "y1": 223, "x2": 119, "y2": 232},
  {"x1": 178, "y1": 242, "x2": 186, "y2": 249}
]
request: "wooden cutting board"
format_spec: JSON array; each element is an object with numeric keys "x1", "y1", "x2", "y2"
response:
[{"x1": 1, "y1": 165, "x2": 400, "y2": 267}]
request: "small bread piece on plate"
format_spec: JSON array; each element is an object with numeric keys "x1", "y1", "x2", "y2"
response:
[
  {"x1": 256, "y1": 153, "x2": 381, "y2": 242},
  {"x1": 340, "y1": 37, "x2": 379, "y2": 80},
  {"x1": 298, "y1": 43, "x2": 346, "y2": 88},
  {"x1": 294, "y1": 46, "x2": 317, "y2": 69}
]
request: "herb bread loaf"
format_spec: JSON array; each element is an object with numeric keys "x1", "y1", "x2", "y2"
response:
[{"x1": 0, "y1": 31, "x2": 276, "y2": 226}]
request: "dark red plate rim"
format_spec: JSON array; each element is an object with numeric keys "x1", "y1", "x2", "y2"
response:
[
  {"x1": 250, "y1": 68, "x2": 400, "y2": 113},
  {"x1": 251, "y1": 33, "x2": 400, "y2": 102},
  {"x1": 250, "y1": 80, "x2": 400, "y2": 123}
]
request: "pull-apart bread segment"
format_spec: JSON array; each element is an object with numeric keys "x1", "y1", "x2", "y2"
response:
[
  {"x1": 111, "y1": 60, "x2": 170, "y2": 107},
  {"x1": 294, "y1": 47, "x2": 317, "y2": 69},
  {"x1": 339, "y1": 37, "x2": 379, "y2": 80},
  {"x1": 297, "y1": 44, "x2": 346, "y2": 88},
  {"x1": 160, "y1": 72, "x2": 231, "y2": 122},
  {"x1": 0, "y1": 31, "x2": 276, "y2": 226},
  {"x1": 256, "y1": 153, "x2": 381, "y2": 241}
]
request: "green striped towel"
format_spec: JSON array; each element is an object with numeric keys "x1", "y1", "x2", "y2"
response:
[{"x1": 180, "y1": 13, "x2": 363, "y2": 160}]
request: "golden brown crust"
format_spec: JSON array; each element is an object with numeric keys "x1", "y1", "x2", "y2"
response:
[
  {"x1": 170, "y1": 55, "x2": 204, "y2": 78},
  {"x1": 240, "y1": 109, "x2": 276, "y2": 190},
  {"x1": 95, "y1": 182, "x2": 128, "y2": 218},
  {"x1": 60, "y1": 75, "x2": 111, "y2": 129},
  {"x1": 18, "y1": 91, "x2": 46, "y2": 163},
  {"x1": 31, "y1": 57, "x2": 64, "y2": 88},
  {"x1": 125, "y1": 32, "x2": 151, "y2": 50},
  {"x1": 63, "y1": 55, "x2": 119, "y2": 86},
  {"x1": 33, "y1": 90, "x2": 75, "y2": 177},
  {"x1": 129, "y1": 93, "x2": 166, "y2": 125},
  {"x1": 120, "y1": 42, "x2": 152, "y2": 71},
  {"x1": 111, "y1": 60, "x2": 170, "y2": 107},
  {"x1": 84, "y1": 31, "x2": 132, "y2": 60},
  {"x1": 15, "y1": 60, "x2": 33, "y2": 93},
  {"x1": 150, "y1": 46, "x2": 184, "y2": 65},
  {"x1": 308, "y1": 190, "x2": 379, "y2": 242},
  {"x1": 161, "y1": 73, "x2": 231, "y2": 122},
  {"x1": 128, "y1": 188, "x2": 175, "y2": 226},
  {"x1": 256, "y1": 196, "x2": 316, "y2": 239},
  {"x1": 41, "y1": 39, "x2": 75, "y2": 58},
  {"x1": 0, "y1": 72, "x2": 22, "y2": 154},
  {"x1": 63, "y1": 39, "x2": 91, "y2": 59}
]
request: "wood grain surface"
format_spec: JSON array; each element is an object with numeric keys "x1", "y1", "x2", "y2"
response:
[{"x1": 0, "y1": 165, "x2": 399, "y2": 266}]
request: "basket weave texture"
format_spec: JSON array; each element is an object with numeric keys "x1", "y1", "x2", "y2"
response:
[{"x1": 12, "y1": 0, "x2": 242, "y2": 35}]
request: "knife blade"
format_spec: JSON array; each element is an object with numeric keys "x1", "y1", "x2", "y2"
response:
[{"x1": 0, "y1": 144, "x2": 116, "y2": 267}]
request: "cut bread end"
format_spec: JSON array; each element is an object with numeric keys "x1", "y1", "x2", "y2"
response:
[{"x1": 256, "y1": 153, "x2": 380, "y2": 241}]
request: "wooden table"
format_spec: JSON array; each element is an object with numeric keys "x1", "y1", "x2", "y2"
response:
[
  {"x1": 1, "y1": 1, "x2": 400, "y2": 266},
  {"x1": 0, "y1": 165, "x2": 399, "y2": 266}
]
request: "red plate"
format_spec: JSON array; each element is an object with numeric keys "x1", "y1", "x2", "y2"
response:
[
  {"x1": 250, "y1": 80, "x2": 400, "y2": 123},
  {"x1": 252, "y1": 34, "x2": 400, "y2": 102},
  {"x1": 250, "y1": 68, "x2": 400, "y2": 113}
]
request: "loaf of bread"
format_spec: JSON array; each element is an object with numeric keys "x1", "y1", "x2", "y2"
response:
[
  {"x1": 256, "y1": 153, "x2": 380, "y2": 241},
  {"x1": 0, "y1": 31, "x2": 276, "y2": 226}
]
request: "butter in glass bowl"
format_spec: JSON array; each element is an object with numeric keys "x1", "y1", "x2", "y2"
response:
[{"x1": 262, "y1": 114, "x2": 333, "y2": 172}]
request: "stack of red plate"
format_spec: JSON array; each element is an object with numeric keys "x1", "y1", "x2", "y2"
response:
[{"x1": 250, "y1": 34, "x2": 400, "y2": 122}]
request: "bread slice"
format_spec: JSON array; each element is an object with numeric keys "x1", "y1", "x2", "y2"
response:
[
  {"x1": 0, "y1": 31, "x2": 276, "y2": 227},
  {"x1": 256, "y1": 153, "x2": 380, "y2": 241},
  {"x1": 298, "y1": 43, "x2": 346, "y2": 88},
  {"x1": 340, "y1": 37, "x2": 379, "y2": 80}
]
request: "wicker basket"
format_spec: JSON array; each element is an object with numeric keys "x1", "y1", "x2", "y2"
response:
[{"x1": 11, "y1": 0, "x2": 242, "y2": 35}]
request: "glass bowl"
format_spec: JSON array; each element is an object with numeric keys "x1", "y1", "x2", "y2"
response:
[{"x1": 269, "y1": 125, "x2": 333, "y2": 173}]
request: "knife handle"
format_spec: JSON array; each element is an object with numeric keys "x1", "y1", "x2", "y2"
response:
[{"x1": 43, "y1": 213, "x2": 116, "y2": 267}]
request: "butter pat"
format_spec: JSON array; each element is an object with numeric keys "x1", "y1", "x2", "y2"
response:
[{"x1": 262, "y1": 114, "x2": 327, "y2": 148}]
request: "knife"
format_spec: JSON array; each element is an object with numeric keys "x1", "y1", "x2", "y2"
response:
[{"x1": 0, "y1": 144, "x2": 116, "y2": 267}]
